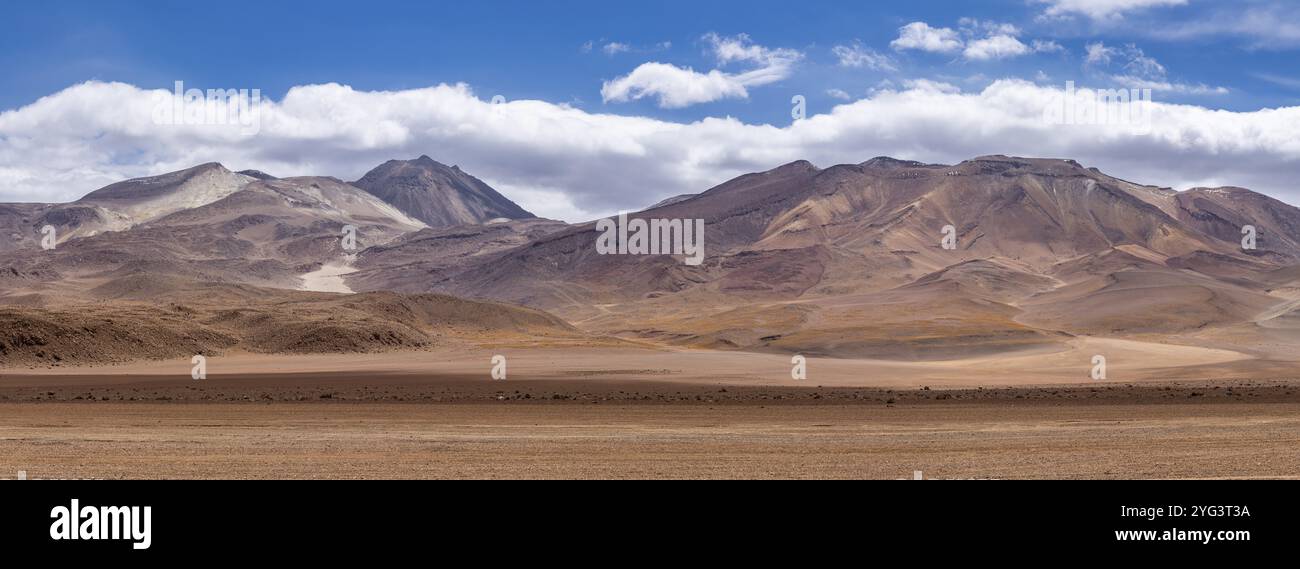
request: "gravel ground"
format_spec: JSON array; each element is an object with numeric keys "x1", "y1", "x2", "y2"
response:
[{"x1": 2, "y1": 381, "x2": 1299, "y2": 479}]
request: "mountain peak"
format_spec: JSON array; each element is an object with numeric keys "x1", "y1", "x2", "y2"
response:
[
  {"x1": 1184, "y1": 186, "x2": 1252, "y2": 195},
  {"x1": 861, "y1": 156, "x2": 938, "y2": 169},
  {"x1": 963, "y1": 155, "x2": 1089, "y2": 169},
  {"x1": 69, "y1": 162, "x2": 254, "y2": 230},
  {"x1": 352, "y1": 157, "x2": 534, "y2": 228},
  {"x1": 237, "y1": 169, "x2": 277, "y2": 180},
  {"x1": 776, "y1": 159, "x2": 818, "y2": 172},
  {"x1": 78, "y1": 162, "x2": 246, "y2": 205}
]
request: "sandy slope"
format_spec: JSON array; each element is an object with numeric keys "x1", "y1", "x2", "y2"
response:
[
  {"x1": 299, "y1": 260, "x2": 358, "y2": 293},
  {"x1": 5, "y1": 336, "x2": 1275, "y2": 387}
]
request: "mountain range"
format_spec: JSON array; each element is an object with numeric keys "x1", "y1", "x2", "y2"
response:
[{"x1": 3, "y1": 153, "x2": 1300, "y2": 368}]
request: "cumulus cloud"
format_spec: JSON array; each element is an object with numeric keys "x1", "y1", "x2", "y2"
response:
[
  {"x1": 894, "y1": 20, "x2": 1060, "y2": 61},
  {"x1": 601, "y1": 33, "x2": 800, "y2": 108},
  {"x1": 1037, "y1": 0, "x2": 1188, "y2": 21},
  {"x1": 963, "y1": 35, "x2": 1032, "y2": 61},
  {"x1": 891, "y1": 22, "x2": 963, "y2": 53},
  {"x1": 3, "y1": 79, "x2": 1300, "y2": 222},
  {"x1": 825, "y1": 88, "x2": 852, "y2": 101},
  {"x1": 600, "y1": 64, "x2": 748, "y2": 108}
]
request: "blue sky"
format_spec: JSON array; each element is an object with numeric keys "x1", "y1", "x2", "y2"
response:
[
  {"x1": 4, "y1": 0, "x2": 1297, "y2": 120},
  {"x1": 2, "y1": 0, "x2": 1299, "y2": 219}
]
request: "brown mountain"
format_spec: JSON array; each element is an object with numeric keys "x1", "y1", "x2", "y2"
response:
[
  {"x1": 346, "y1": 155, "x2": 1300, "y2": 359},
  {"x1": 0, "y1": 164, "x2": 569, "y2": 368},
  {"x1": 1174, "y1": 186, "x2": 1300, "y2": 261},
  {"x1": 0, "y1": 282, "x2": 579, "y2": 367},
  {"x1": 0, "y1": 163, "x2": 255, "y2": 252},
  {"x1": 5, "y1": 155, "x2": 1300, "y2": 365},
  {"x1": 0, "y1": 172, "x2": 425, "y2": 295},
  {"x1": 352, "y1": 155, "x2": 534, "y2": 228},
  {"x1": 348, "y1": 218, "x2": 570, "y2": 293}
]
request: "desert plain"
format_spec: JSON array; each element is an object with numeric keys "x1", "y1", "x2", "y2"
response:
[{"x1": 3, "y1": 344, "x2": 1299, "y2": 479}]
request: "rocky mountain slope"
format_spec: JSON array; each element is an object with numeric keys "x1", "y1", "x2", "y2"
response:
[
  {"x1": 0, "y1": 277, "x2": 579, "y2": 367},
  {"x1": 347, "y1": 155, "x2": 1300, "y2": 358},
  {"x1": 0, "y1": 163, "x2": 255, "y2": 252},
  {"x1": 4, "y1": 154, "x2": 1300, "y2": 363},
  {"x1": 352, "y1": 155, "x2": 535, "y2": 227}
]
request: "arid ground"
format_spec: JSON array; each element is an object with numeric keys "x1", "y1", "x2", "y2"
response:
[{"x1": 3, "y1": 348, "x2": 1299, "y2": 479}]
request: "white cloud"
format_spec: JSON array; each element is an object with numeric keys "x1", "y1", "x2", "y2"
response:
[
  {"x1": 900, "y1": 79, "x2": 962, "y2": 94},
  {"x1": 1123, "y1": 48, "x2": 1166, "y2": 78},
  {"x1": 601, "y1": 33, "x2": 800, "y2": 108},
  {"x1": 3, "y1": 80, "x2": 1300, "y2": 222},
  {"x1": 959, "y1": 19, "x2": 1022, "y2": 37},
  {"x1": 1032, "y1": 40, "x2": 1065, "y2": 54},
  {"x1": 595, "y1": 40, "x2": 672, "y2": 56},
  {"x1": 1110, "y1": 75, "x2": 1230, "y2": 95},
  {"x1": 891, "y1": 22, "x2": 963, "y2": 53},
  {"x1": 1253, "y1": 72, "x2": 1300, "y2": 91},
  {"x1": 1084, "y1": 42, "x2": 1228, "y2": 95},
  {"x1": 600, "y1": 63, "x2": 749, "y2": 108},
  {"x1": 1085, "y1": 42, "x2": 1118, "y2": 66},
  {"x1": 897, "y1": 20, "x2": 1061, "y2": 62},
  {"x1": 1037, "y1": 0, "x2": 1188, "y2": 21},
  {"x1": 866, "y1": 79, "x2": 897, "y2": 96},
  {"x1": 831, "y1": 42, "x2": 896, "y2": 71},
  {"x1": 1149, "y1": 3, "x2": 1300, "y2": 49},
  {"x1": 825, "y1": 88, "x2": 852, "y2": 101},
  {"x1": 963, "y1": 35, "x2": 1032, "y2": 61},
  {"x1": 703, "y1": 32, "x2": 802, "y2": 85},
  {"x1": 704, "y1": 32, "x2": 800, "y2": 68}
]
